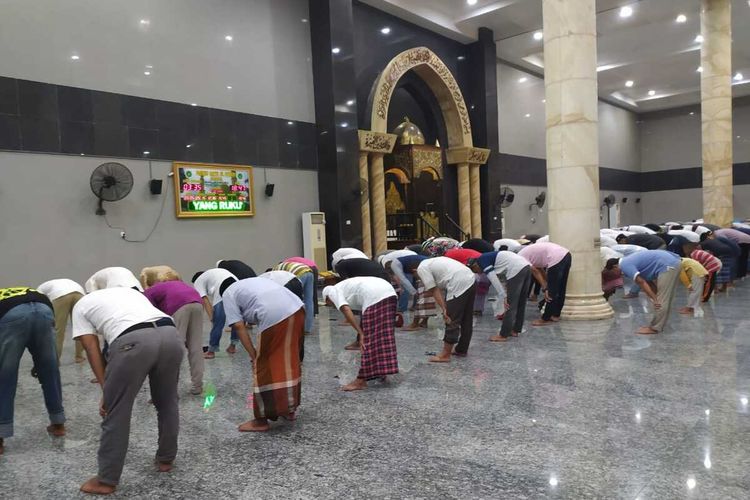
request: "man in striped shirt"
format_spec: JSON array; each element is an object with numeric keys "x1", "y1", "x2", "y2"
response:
[
  {"x1": 689, "y1": 249, "x2": 722, "y2": 302},
  {"x1": 272, "y1": 261, "x2": 315, "y2": 334}
]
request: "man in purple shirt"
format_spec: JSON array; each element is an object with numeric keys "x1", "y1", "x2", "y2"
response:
[
  {"x1": 144, "y1": 281, "x2": 204, "y2": 395},
  {"x1": 713, "y1": 228, "x2": 750, "y2": 278}
]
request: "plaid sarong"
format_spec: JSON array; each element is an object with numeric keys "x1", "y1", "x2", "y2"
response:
[
  {"x1": 359, "y1": 296, "x2": 399, "y2": 380},
  {"x1": 253, "y1": 308, "x2": 304, "y2": 420},
  {"x1": 414, "y1": 275, "x2": 436, "y2": 318},
  {"x1": 716, "y1": 256, "x2": 734, "y2": 284}
]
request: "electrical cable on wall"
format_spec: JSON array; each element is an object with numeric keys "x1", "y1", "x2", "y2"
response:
[{"x1": 104, "y1": 169, "x2": 170, "y2": 243}]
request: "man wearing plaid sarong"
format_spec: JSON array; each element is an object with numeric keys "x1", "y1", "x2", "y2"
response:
[{"x1": 323, "y1": 277, "x2": 399, "y2": 391}]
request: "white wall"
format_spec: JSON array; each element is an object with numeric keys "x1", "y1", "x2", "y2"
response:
[
  {"x1": 640, "y1": 103, "x2": 750, "y2": 170},
  {"x1": 0, "y1": 0, "x2": 315, "y2": 122},
  {"x1": 496, "y1": 62, "x2": 641, "y2": 171},
  {"x1": 0, "y1": 152, "x2": 319, "y2": 285}
]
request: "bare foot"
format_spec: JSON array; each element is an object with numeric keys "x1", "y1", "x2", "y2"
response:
[
  {"x1": 80, "y1": 477, "x2": 116, "y2": 495},
  {"x1": 529, "y1": 294, "x2": 538, "y2": 302},
  {"x1": 551, "y1": 316, "x2": 561, "y2": 322},
  {"x1": 429, "y1": 354, "x2": 451, "y2": 363},
  {"x1": 679, "y1": 307, "x2": 694, "y2": 315},
  {"x1": 46, "y1": 424, "x2": 65, "y2": 437},
  {"x1": 489, "y1": 335, "x2": 509, "y2": 342},
  {"x1": 341, "y1": 379, "x2": 367, "y2": 391},
  {"x1": 155, "y1": 460, "x2": 173, "y2": 472},
  {"x1": 401, "y1": 324, "x2": 423, "y2": 331},
  {"x1": 238, "y1": 419, "x2": 270, "y2": 432},
  {"x1": 636, "y1": 326, "x2": 659, "y2": 335},
  {"x1": 226, "y1": 344, "x2": 237, "y2": 354},
  {"x1": 511, "y1": 331, "x2": 519, "y2": 337},
  {"x1": 344, "y1": 340, "x2": 360, "y2": 351},
  {"x1": 203, "y1": 351, "x2": 215, "y2": 359},
  {"x1": 623, "y1": 293, "x2": 639, "y2": 299},
  {"x1": 532, "y1": 319, "x2": 554, "y2": 326},
  {"x1": 281, "y1": 412, "x2": 296, "y2": 421}
]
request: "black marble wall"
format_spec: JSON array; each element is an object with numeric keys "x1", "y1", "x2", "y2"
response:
[
  {"x1": 0, "y1": 76, "x2": 317, "y2": 169},
  {"x1": 309, "y1": 0, "x2": 362, "y2": 253}
]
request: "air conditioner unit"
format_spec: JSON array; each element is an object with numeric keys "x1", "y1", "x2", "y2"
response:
[{"x1": 302, "y1": 212, "x2": 328, "y2": 272}]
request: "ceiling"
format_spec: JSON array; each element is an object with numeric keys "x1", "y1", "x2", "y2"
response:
[{"x1": 359, "y1": 0, "x2": 750, "y2": 113}]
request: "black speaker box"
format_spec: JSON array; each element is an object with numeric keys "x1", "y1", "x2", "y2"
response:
[
  {"x1": 265, "y1": 183, "x2": 275, "y2": 197},
  {"x1": 149, "y1": 179, "x2": 163, "y2": 195}
]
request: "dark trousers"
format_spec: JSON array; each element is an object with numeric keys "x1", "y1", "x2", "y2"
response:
[
  {"x1": 702, "y1": 271, "x2": 716, "y2": 302},
  {"x1": 444, "y1": 283, "x2": 476, "y2": 354},
  {"x1": 500, "y1": 267, "x2": 532, "y2": 337},
  {"x1": 543, "y1": 253, "x2": 572, "y2": 321},
  {"x1": 738, "y1": 244, "x2": 750, "y2": 278},
  {"x1": 97, "y1": 326, "x2": 184, "y2": 485}
]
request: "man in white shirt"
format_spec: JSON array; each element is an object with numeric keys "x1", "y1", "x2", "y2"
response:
[
  {"x1": 191, "y1": 268, "x2": 238, "y2": 358},
  {"x1": 37, "y1": 278, "x2": 86, "y2": 362},
  {"x1": 222, "y1": 278, "x2": 304, "y2": 432},
  {"x1": 84, "y1": 267, "x2": 142, "y2": 293},
  {"x1": 468, "y1": 251, "x2": 532, "y2": 342},
  {"x1": 323, "y1": 277, "x2": 399, "y2": 391},
  {"x1": 378, "y1": 248, "x2": 417, "y2": 312},
  {"x1": 73, "y1": 288, "x2": 182, "y2": 495},
  {"x1": 405, "y1": 256, "x2": 476, "y2": 362},
  {"x1": 331, "y1": 247, "x2": 368, "y2": 269},
  {"x1": 492, "y1": 238, "x2": 523, "y2": 253},
  {"x1": 259, "y1": 270, "x2": 303, "y2": 300}
]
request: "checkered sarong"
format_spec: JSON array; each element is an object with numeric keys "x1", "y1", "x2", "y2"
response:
[
  {"x1": 358, "y1": 296, "x2": 399, "y2": 380},
  {"x1": 716, "y1": 256, "x2": 734, "y2": 284},
  {"x1": 414, "y1": 276, "x2": 436, "y2": 318}
]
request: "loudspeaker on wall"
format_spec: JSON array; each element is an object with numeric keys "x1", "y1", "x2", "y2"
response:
[
  {"x1": 149, "y1": 179, "x2": 163, "y2": 195},
  {"x1": 265, "y1": 183, "x2": 275, "y2": 197}
]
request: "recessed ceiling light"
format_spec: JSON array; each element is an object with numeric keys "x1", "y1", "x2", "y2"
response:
[
  {"x1": 533, "y1": 31, "x2": 543, "y2": 41},
  {"x1": 676, "y1": 14, "x2": 687, "y2": 23},
  {"x1": 286, "y1": 141, "x2": 292, "y2": 145},
  {"x1": 695, "y1": 34, "x2": 704, "y2": 43},
  {"x1": 225, "y1": 35, "x2": 233, "y2": 41},
  {"x1": 145, "y1": 65, "x2": 153, "y2": 69},
  {"x1": 143, "y1": 151, "x2": 150, "y2": 155},
  {"x1": 190, "y1": 103, "x2": 197, "y2": 106},
  {"x1": 467, "y1": 0, "x2": 478, "y2": 5},
  {"x1": 301, "y1": 18, "x2": 308, "y2": 23},
  {"x1": 340, "y1": 122, "x2": 349, "y2": 127},
  {"x1": 226, "y1": 85, "x2": 232, "y2": 89},
  {"x1": 689, "y1": 111, "x2": 695, "y2": 115},
  {"x1": 346, "y1": 100, "x2": 355, "y2": 106},
  {"x1": 287, "y1": 121, "x2": 294, "y2": 125},
  {"x1": 186, "y1": 144, "x2": 192, "y2": 148},
  {"x1": 648, "y1": 90, "x2": 656, "y2": 96},
  {"x1": 525, "y1": 113, "x2": 531, "y2": 118},
  {"x1": 144, "y1": 71, "x2": 151, "y2": 76},
  {"x1": 332, "y1": 47, "x2": 341, "y2": 54},
  {"x1": 380, "y1": 27, "x2": 391, "y2": 34},
  {"x1": 457, "y1": 56, "x2": 466, "y2": 61},
  {"x1": 70, "y1": 54, "x2": 80, "y2": 60},
  {"x1": 734, "y1": 72, "x2": 744, "y2": 81},
  {"x1": 697, "y1": 66, "x2": 703, "y2": 73},
  {"x1": 625, "y1": 80, "x2": 634, "y2": 87},
  {"x1": 519, "y1": 77, "x2": 528, "y2": 83},
  {"x1": 140, "y1": 19, "x2": 150, "y2": 25},
  {"x1": 619, "y1": 6, "x2": 633, "y2": 18},
  {"x1": 542, "y1": 99, "x2": 546, "y2": 103}
]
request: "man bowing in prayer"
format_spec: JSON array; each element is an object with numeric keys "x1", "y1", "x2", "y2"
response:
[
  {"x1": 221, "y1": 278, "x2": 305, "y2": 432},
  {"x1": 323, "y1": 277, "x2": 399, "y2": 391}
]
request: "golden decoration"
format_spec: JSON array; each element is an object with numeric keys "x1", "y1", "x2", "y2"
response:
[
  {"x1": 392, "y1": 117, "x2": 426, "y2": 145},
  {"x1": 385, "y1": 181, "x2": 405, "y2": 214}
]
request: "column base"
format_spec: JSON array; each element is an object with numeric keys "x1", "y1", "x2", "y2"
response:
[{"x1": 560, "y1": 293, "x2": 614, "y2": 321}]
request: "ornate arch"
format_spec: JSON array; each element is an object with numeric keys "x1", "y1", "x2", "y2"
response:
[{"x1": 369, "y1": 47, "x2": 473, "y2": 149}]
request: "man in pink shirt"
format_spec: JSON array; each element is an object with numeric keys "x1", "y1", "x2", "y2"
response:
[
  {"x1": 518, "y1": 242, "x2": 572, "y2": 326},
  {"x1": 713, "y1": 228, "x2": 750, "y2": 278}
]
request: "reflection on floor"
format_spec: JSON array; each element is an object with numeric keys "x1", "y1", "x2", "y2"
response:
[{"x1": 2, "y1": 285, "x2": 750, "y2": 499}]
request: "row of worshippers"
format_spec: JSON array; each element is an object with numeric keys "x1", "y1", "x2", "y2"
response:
[{"x1": 0, "y1": 257, "x2": 334, "y2": 495}]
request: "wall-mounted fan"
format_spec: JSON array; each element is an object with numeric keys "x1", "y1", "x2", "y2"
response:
[
  {"x1": 603, "y1": 193, "x2": 616, "y2": 207},
  {"x1": 499, "y1": 186, "x2": 515, "y2": 208},
  {"x1": 90, "y1": 162, "x2": 134, "y2": 215},
  {"x1": 530, "y1": 191, "x2": 546, "y2": 210}
]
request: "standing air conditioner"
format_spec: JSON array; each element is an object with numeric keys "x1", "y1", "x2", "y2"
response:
[{"x1": 302, "y1": 212, "x2": 328, "y2": 272}]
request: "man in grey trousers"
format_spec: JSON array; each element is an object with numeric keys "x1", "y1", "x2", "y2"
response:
[{"x1": 72, "y1": 287, "x2": 183, "y2": 495}]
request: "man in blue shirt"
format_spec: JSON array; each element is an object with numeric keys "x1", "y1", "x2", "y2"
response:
[{"x1": 612, "y1": 250, "x2": 681, "y2": 335}]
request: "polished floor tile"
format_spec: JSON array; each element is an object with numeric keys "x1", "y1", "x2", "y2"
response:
[{"x1": 1, "y1": 284, "x2": 749, "y2": 499}]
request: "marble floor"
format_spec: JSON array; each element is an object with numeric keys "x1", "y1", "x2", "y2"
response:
[{"x1": 2, "y1": 284, "x2": 750, "y2": 499}]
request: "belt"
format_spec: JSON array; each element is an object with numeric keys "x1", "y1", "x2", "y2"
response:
[{"x1": 120, "y1": 317, "x2": 175, "y2": 336}]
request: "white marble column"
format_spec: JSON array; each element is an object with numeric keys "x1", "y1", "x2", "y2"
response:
[
  {"x1": 358, "y1": 152, "x2": 372, "y2": 257},
  {"x1": 701, "y1": 0, "x2": 733, "y2": 226},
  {"x1": 543, "y1": 0, "x2": 613, "y2": 320},
  {"x1": 469, "y1": 164, "x2": 482, "y2": 238},
  {"x1": 370, "y1": 153, "x2": 387, "y2": 254},
  {"x1": 457, "y1": 162, "x2": 471, "y2": 237}
]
